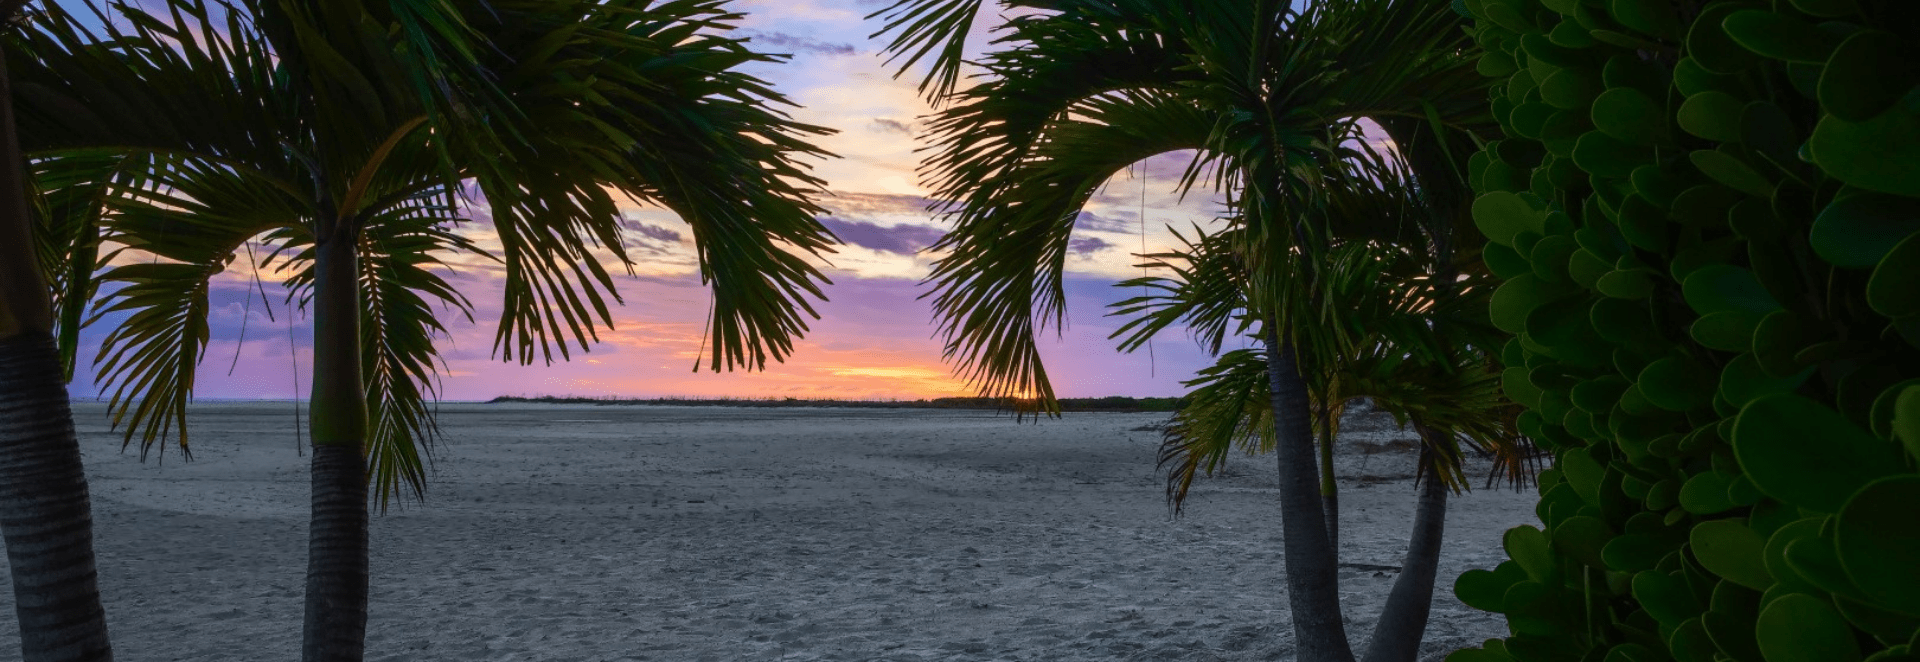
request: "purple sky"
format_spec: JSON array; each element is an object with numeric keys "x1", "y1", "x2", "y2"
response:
[{"x1": 65, "y1": 1, "x2": 1249, "y2": 402}]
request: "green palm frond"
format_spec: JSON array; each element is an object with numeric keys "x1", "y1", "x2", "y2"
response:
[
  {"x1": 462, "y1": 0, "x2": 839, "y2": 371},
  {"x1": 1156, "y1": 348, "x2": 1273, "y2": 512},
  {"x1": 926, "y1": 88, "x2": 1215, "y2": 411},
  {"x1": 20, "y1": 0, "x2": 842, "y2": 508},
  {"x1": 274, "y1": 192, "x2": 481, "y2": 510},
  {"x1": 1110, "y1": 223, "x2": 1254, "y2": 357},
  {"x1": 25, "y1": 152, "x2": 121, "y2": 380}
]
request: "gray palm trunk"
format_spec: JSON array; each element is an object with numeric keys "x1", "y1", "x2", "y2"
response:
[
  {"x1": 0, "y1": 335, "x2": 114, "y2": 662},
  {"x1": 301, "y1": 228, "x2": 370, "y2": 662},
  {"x1": 1361, "y1": 440, "x2": 1449, "y2": 662},
  {"x1": 0, "y1": 35, "x2": 115, "y2": 662},
  {"x1": 1263, "y1": 328, "x2": 1358, "y2": 662}
]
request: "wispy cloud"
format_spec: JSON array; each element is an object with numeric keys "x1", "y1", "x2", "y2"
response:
[
  {"x1": 817, "y1": 216, "x2": 946, "y2": 255},
  {"x1": 870, "y1": 118, "x2": 914, "y2": 134},
  {"x1": 1068, "y1": 236, "x2": 1114, "y2": 256},
  {"x1": 743, "y1": 29, "x2": 859, "y2": 57}
]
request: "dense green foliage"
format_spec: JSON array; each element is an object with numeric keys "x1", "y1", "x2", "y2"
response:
[{"x1": 1451, "y1": 0, "x2": 1920, "y2": 660}]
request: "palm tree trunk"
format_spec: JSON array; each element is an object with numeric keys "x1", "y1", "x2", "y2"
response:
[
  {"x1": 1360, "y1": 442, "x2": 1449, "y2": 662},
  {"x1": 1264, "y1": 327, "x2": 1356, "y2": 662},
  {"x1": 1318, "y1": 412, "x2": 1339, "y2": 554},
  {"x1": 302, "y1": 230, "x2": 369, "y2": 662},
  {"x1": 0, "y1": 40, "x2": 115, "y2": 662},
  {"x1": 0, "y1": 336, "x2": 114, "y2": 662}
]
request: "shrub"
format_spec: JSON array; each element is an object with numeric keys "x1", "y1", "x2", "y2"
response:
[{"x1": 1449, "y1": 0, "x2": 1920, "y2": 660}]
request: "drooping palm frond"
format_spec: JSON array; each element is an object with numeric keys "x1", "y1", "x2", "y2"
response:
[
  {"x1": 1156, "y1": 348, "x2": 1273, "y2": 511},
  {"x1": 25, "y1": 152, "x2": 120, "y2": 379},
  {"x1": 1111, "y1": 223, "x2": 1254, "y2": 358},
  {"x1": 83, "y1": 151, "x2": 310, "y2": 458},
  {"x1": 19, "y1": 0, "x2": 843, "y2": 508},
  {"x1": 458, "y1": 0, "x2": 839, "y2": 372}
]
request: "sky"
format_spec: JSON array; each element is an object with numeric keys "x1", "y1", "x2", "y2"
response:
[{"x1": 65, "y1": 0, "x2": 1247, "y2": 403}]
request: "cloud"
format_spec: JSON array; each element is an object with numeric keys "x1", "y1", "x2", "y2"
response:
[
  {"x1": 817, "y1": 217, "x2": 947, "y2": 255},
  {"x1": 1068, "y1": 236, "x2": 1113, "y2": 256},
  {"x1": 744, "y1": 30, "x2": 859, "y2": 57},
  {"x1": 620, "y1": 219, "x2": 685, "y2": 256},
  {"x1": 820, "y1": 191, "x2": 946, "y2": 217},
  {"x1": 1074, "y1": 210, "x2": 1136, "y2": 234},
  {"x1": 870, "y1": 118, "x2": 914, "y2": 135}
]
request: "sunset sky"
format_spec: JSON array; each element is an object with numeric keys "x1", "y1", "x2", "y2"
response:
[{"x1": 66, "y1": 1, "x2": 1248, "y2": 403}]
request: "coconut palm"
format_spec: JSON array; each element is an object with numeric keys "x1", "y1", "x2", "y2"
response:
[
  {"x1": 10, "y1": 1, "x2": 836, "y2": 660},
  {"x1": 0, "y1": 3, "x2": 115, "y2": 660},
  {"x1": 870, "y1": 1, "x2": 1494, "y2": 660}
]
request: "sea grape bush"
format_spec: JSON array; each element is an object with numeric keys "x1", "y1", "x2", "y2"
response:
[{"x1": 1448, "y1": 0, "x2": 1920, "y2": 660}]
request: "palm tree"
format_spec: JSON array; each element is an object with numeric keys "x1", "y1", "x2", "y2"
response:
[
  {"x1": 1119, "y1": 226, "x2": 1534, "y2": 662},
  {"x1": 11, "y1": 2, "x2": 837, "y2": 660},
  {"x1": 0, "y1": 3, "x2": 114, "y2": 660},
  {"x1": 869, "y1": 1, "x2": 1494, "y2": 660}
]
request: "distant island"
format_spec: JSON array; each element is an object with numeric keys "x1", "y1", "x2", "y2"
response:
[{"x1": 486, "y1": 394, "x2": 1188, "y2": 412}]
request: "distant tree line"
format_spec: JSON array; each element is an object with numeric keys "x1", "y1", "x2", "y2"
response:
[{"x1": 486, "y1": 394, "x2": 1189, "y2": 412}]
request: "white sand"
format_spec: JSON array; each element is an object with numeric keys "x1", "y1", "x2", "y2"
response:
[{"x1": 1, "y1": 401, "x2": 1539, "y2": 661}]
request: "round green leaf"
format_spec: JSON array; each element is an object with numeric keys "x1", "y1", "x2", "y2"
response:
[
  {"x1": 1598, "y1": 268, "x2": 1656, "y2": 299},
  {"x1": 1675, "y1": 57, "x2": 1740, "y2": 96},
  {"x1": 1603, "y1": 534, "x2": 1671, "y2": 572},
  {"x1": 1811, "y1": 110, "x2": 1920, "y2": 197},
  {"x1": 1722, "y1": 10, "x2": 1842, "y2": 63},
  {"x1": 1720, "y1": 353, "x2": 1813, "y2": 408},
  {"x1": 1868, "y1": 232, "x2": 1920, "y2": 319},
  {"x1": 1553, "y1": 515, "x2": 1614, "y2": 568},
  {"x1": 1509, "y1": 101, "x2": 1556, "y2": 139},
  {"x1": 1548, "y1": 19, "x2": 1596, "y2": 47},
  {"x1": 1788, "y1": 0, "x2": 1860, "y2": 18},
  {"x1": 1615, "y1": 194, "x2": 1669, "y2": 251},
  {"x1": 1592, "y1": 87, "x2": 1665, "y2": 145},
  {"x1": 1810, "y1": 189, "x2": 1920, "y2": 268},
  {"x1": 1757, "y1": 594, "x2": 1864, "y2": 662},
  {"x1": 1734, "y1": 394, "x2": 1909, "y2": 513},
  {"x1": 1678, "y1": 91, "x2": 1746, "y2": 142},
  {"x1": 1608, "y1": 0, "x2": 1681, "y2": 38},
  {"x1": 1634, "y1": 569, "x2": 1704, "y2": 626},
  {"x1": 1455, "y1": 566, "x2": 1521, "y2": 612},
  {"x1": 1752, "y1": 310, "x2": 1821, "y2": 378},
  {"x1": 1474, "y1": 191, "x2": 1550, "y2": 247},
  {"x1": 1764, "y1": 517, "x2": 1827, "y2": 594},
  {"x1": 1492, "y1": 273, "x2": 1577, "y2": 334},
  {"x1": 1479, "y1": 49, "x2": 1520, "y2": 78},
  {"x1": 1691, "y1": 310, "x2": 1763, "y2": 352},
  {"x1": 1541, "y1": 68, "x2": 1604, "y2": 109},
  {"x1": 1670, "y1": 616, "x2": 1718, "y2": 662},
  {"x1": 1638, "y1": 356, "x2": 1715, "y2": 411},
  {"x1": 1895, "y1": 386, "x2": 1920, "y2": 463},
  {"x1": 1836, "y1": 475, "x2": 1920, "y2": 616},
  {"x1": 1573, "y1": 131, "x2": 1651, "y2": 178},
  {"x1": 1693, "y1": 519, "x2": 1775, "y2": 590},
  {"x1": 1819, "y1": 31, "x2": 1920, "y2": 123},
  {"x1": 1680, "y1": 470, "x2": 1737, "y2": 515},
  {"x1": 1690, "y1": 149, "x2": 1774, "y2": 198},
  {"x1": 1506, "y1": 524, "x2": 1558, "y2": 583},
  {"x1": 1690, "y1": 4, "x2": 1760, "y2": 72},
  {"x1": 1683, "y1": 264, "x2": 1781, "y2": 316}
]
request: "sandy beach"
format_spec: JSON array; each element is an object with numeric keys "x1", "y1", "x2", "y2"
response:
[{"x1": 1, "y1": 401, "x2": 1538, "y2": 661}]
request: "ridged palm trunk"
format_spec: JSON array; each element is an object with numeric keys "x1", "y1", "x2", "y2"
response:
[
  {"x1": 1263, "y1": 327, "x2": 1356, "y2": 662},
  {"x1": 0, "y1": 39, "x2": 115, "y2": 662},
  {"x1": 302, "y1": 229, "x2": 369, "y2": 662},
  {"x1": 1318, "y1": 416, "x2": 1340, "y2": 553},
  {"x1": 0, "y1": 336, "x2": 114, "y2": 662},
  {"x1": 1359, "y1": 439, "x2": 1450, "y2": 662}
]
